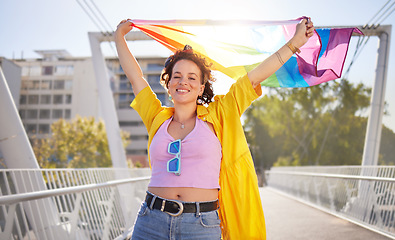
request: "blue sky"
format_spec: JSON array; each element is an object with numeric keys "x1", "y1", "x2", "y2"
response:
[{"x1": 1, "y1": 0, "x2": 394, "y2": 132}]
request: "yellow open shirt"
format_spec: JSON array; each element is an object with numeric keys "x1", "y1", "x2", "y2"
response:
[{"x1": 131, "y1": 74, "x2": 266, "y2": 239}]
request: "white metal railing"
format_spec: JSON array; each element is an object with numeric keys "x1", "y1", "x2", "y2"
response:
[
  {"x1": 266, "y1": 166, "x2": 395, "y2": 239},
  {"x1": 0, "y1": 168, "x2": 151, "y2": 240}
]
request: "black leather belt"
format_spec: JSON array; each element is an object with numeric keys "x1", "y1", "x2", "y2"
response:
[{"x1": 145, "y1": 192, "x2": 219, "y2": 217}]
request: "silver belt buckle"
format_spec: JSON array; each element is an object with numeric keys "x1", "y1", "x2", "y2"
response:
[{"x1": 164, "y1": 200, "x2": 184, "y2": 217}]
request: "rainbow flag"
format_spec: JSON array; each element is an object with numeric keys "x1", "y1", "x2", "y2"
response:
[{"x1": 131, "y1": 18, "x2": 362, "y2": 88}]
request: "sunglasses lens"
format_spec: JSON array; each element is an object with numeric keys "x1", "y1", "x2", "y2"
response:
[
  {"x1": 167, "y1": 139, "x2": 181, "y2": 175},
  {"x1": 169, "y1": 140, "x2": 180, "y2": 154},
  {"x1": 168, "y1": 158, "x2": 179, "y2": 172}
]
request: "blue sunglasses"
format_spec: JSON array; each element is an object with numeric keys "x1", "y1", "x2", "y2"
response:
[{"x1": 167, "y1": 139, "x2": 181, "y2": 175}]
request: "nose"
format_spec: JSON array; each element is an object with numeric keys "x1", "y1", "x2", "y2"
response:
[{"x1": 178, "y1": 76, "x2": 187, "y2": 85}]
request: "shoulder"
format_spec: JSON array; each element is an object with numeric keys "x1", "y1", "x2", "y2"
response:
[
  {"x1": 232, "y1": 74, "x2": 262, "y2": 97},
  {"x1": 211, "y1": 75, "x2": 262, "y2": 114},
  {"x1": 131, "y1": 86, "x2": 171, "y2": 131}
]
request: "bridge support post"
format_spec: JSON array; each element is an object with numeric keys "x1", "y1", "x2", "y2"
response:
[{"x1": 361, "y1": 25, "x2": 391, "y2": 166}]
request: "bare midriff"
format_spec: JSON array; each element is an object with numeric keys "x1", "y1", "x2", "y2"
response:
[{"x1": 148, "y1": 187, "x2": 219, "y2": 202}]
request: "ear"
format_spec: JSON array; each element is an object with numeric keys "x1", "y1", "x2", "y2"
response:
[{"x1": 199, "y1": 84, "x2": 205, "y2": 96}]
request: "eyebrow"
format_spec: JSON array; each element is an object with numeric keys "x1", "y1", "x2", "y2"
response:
[{"x1": 174, "y1": 71, "x2": 199, "y2": 77}]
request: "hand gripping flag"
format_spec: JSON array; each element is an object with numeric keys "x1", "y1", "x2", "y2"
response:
[{"x1": 131, "y1": 18, "x2": 362, "y2": 88}]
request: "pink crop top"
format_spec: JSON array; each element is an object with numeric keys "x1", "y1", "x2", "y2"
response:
[{"x1": 148, "y1": 117, "x2": 222, "y2": 189}]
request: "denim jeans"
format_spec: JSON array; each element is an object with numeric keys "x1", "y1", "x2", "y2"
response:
[{"x1": 131, "y1": 201, "x2": 222, "y2": 240}]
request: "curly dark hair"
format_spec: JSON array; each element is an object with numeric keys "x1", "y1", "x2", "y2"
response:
[{"x1": 160, "y1": 47, "x2": 215, "y2": 105}]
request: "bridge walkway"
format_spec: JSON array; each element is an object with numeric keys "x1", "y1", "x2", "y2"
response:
[{"x1": 260, "y1": 187, "x2": 392, "y2": 240}]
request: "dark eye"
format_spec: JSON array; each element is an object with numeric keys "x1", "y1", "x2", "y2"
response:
[{"x1": 189, "y1": 77, "x2": 196, "y2": 80}]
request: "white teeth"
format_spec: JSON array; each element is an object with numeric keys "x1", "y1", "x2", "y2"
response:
[{"x1": 177, "y1": 89, "x2": 188, "y2": 92}]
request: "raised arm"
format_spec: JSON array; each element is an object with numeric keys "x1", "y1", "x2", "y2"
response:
[
  {"x1": 114, "y1": 19, "x2": 149, "y2": 96},
  {"x1": 248, "y1": 18, "x2": 315, "y2": 88}
]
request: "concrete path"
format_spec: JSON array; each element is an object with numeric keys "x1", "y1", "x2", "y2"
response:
[{"x1": 260, "y1": 187, "x2": 393, "y2": 240}]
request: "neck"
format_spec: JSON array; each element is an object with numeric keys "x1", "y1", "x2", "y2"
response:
[{"x1": 173, "y1": 103, "x2": 197, "y2": 123}]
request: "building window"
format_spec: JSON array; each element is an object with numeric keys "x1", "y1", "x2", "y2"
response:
[
  {"x1": 21, "y1": 81, "x2": 33, "y2": 90},
  {"x1": 52, "y1": 109, "x2": 63, "y2": 119},
  {"x1": 40, "y1": 95, "x2": 51, "y2": 104},
  {"x1": 157, "y1": 93, "x2": 166, "y2": 105},
  {"x1": 41, "y1": 80, "x2": 52, "y2": 90},
  {"x1": 147, "y1": 63, "x2": 164, "y2": 71},
  {"x1": 53, "y1": 95, "x2": 63, "y2": 104},
  {"x1": 64, "y1": 109, "x2": 71, "y2": 119},
  {"x1": 68, "y1": 66, "x2": 74, "y2": 75},
  {"x1": 54, "y1": 66, "x2": 66, "y2": 75},
  {"x1": 119, "y1": 82, "x2": 130, "y2": 91},
  {"x1": 119, "y1": 121, "x2": 144, "y2": 127},
  {"x1": 119, "y1": 94, "x2": 127, "y2": 101},
  {"x1": 29, "y1": 66, "x2": 41, "y2": 76},
  {"x1": 120, "y1": 75, "x2": 128, "y2": 81},
  {"x1": 119, "y1": 95, "x2": 128, "y2": 109},
  {"x1": 119, "y1": 75, "x2": 130, "y2": 91},
  {"x1": 28, "y1": 95, "x2": 39, "y2": 104},
  {"x1": 130, "y1": 135, "x2": 149, "y2": 141},
  {"x1": 19, "y1": 109, "x2": 26, "y2": 119},
  {"x1": 26, "y1": 124, "x2": 37, "y2": 134},
  {"x1": 39, "y1": 109, "x2": 51, "y2": 119},
  {"x1": 65, "y1": 80, "x2": 73, "y2": 90},
  {"x1": 147, "y1": 74, "x2": 162, "y2": 88},
  {"x1": 30, "y1": 80, "x2": 40, "y2": 90},
  {"x1": 26, "y1": 110, "x2": 38, "y2": 119},
  {"x1": 65, "y1": 94, "x2": 72, "y2": 104},
  {"x1": 53, "y1": 80, "x2": 65, "y2": 90},
  {"x1": 118, "y1": 93, "x2": 134, "y2": 109},
  {"x1": 20, "y1": 95, "x2": 27, "y2": 105},
  {"x1": 110, "y1": 78, "x2": 115, "y2": 90},
  {"x1": 126, "y1": 149, "x2": 148, "y2": 155},
  {"x1": 42, "y1": 66, "x2": 53, "y2": 75},
  {"x1": 22, "y1": 67, "x2": 30, "y2": 76},
  {"x1": 38, "y1": 124, "x2": 50, "y2": 134},
  {"x1": 54, "y1": 65, "x2": 73, "y2": 75}
]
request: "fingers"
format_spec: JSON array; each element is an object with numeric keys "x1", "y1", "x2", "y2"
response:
[
  {"x1": 305, "y1": 17, "x2": 315, "y2": 38},
  {"x1": 118, "y1": 19, "x2": 127, "y2": 26},
  {"x1": 115, "y1": 19, "x2": 134, "y2": 37},
  {"x1": 118, "y1": 19, "x2": 134, "y2": 28},
  {"x1": 119, "y1": 18, "x2": 131, "y2": 23},
  {"x1": 306, "y1": 24, "x2": 315, "y2": 35},
  {"x1": 306, "y1": 30, "x2": 314, "y2": 38}
]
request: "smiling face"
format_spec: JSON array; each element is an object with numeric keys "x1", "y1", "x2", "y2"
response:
[{"x1": 168, "y1": 59, "x2": 205, "y2": 105}]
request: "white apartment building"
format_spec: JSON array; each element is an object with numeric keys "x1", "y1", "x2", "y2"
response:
[
  {"x1": 8, "y1": 50, "x2": 168, "y2": 167},
  {"x1": 16, "y1": 50, "x2": 98, "y2": 138}
]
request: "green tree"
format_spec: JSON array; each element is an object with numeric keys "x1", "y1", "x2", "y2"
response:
[
  {"x1": 244, "y1": 79, "x2": 382, "y2": 167},
  {"x1": 379, "y1": 125, "x2": 395, "y2": 165},
  {"x1": 245, "y1": 82, "x2": 334, "y2": 166},
  {"x1": 312, "y1": 80, "x2": 371, "y2": 165},
  {"x1": 244, "y1": 95, "x2": 285, "y2": 169},
  {"x1": 33, "y1": 116, "x2": 130, "y2": 168}
]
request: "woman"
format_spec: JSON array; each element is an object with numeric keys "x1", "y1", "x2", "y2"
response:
[{"x1": 115, "y1": 18, "x2": 314, "y2": 240}]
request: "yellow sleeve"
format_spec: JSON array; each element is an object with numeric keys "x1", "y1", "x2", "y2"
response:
[
  {"x1": 216, "y1": 74, "x2": 262, "y2": 117},
  {"x1": 130, "y1": 86, "x2": 163, "y2": 133}
]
